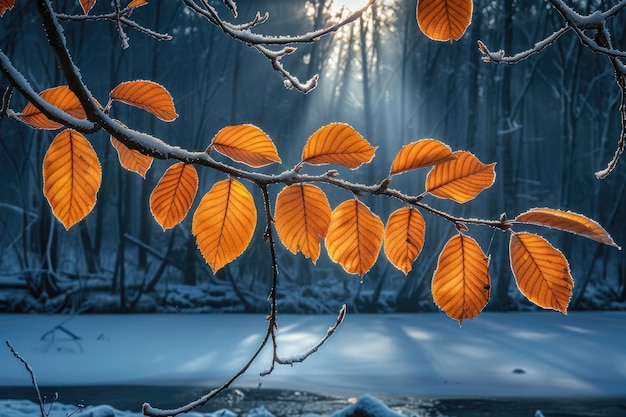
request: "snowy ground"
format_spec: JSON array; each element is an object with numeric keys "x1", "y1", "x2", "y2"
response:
[{"x1": 1, "y1": 311, "x2": 625, "y2": 416}]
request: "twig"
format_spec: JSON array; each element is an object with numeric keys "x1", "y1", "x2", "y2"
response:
[
  {"x1": 5, "y1": 341, "x2": 47, "y2": 417},
  {"x1": 478, "y1": 26, "x2": 570, "y2": 64},
  {"x1": 270, "y1": 304, "x2": 347, "y2": 370},
  {"x1": 56, "y1": 13, "x2": 171, "y2": 41},
  {"x1": 0, "y1": 85, "x2": 11, "y2": 118}
]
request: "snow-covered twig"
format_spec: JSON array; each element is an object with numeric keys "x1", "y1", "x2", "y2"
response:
[
  {"x1": 56, "y1": 12, "x2": 172, "y2": 41},
  {"x1": 477, "y1": 26, "x2": 570, "y2": 64}
]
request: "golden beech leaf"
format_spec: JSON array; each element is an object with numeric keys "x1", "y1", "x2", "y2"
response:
[
  {"x1": 150, "y1": 163, "x2": 198, "y2": 230},
  {"x1": 302, "y1": 123, "x2": 376, "y2": 169},
  {"x1": 109, "y1": 80, "x2": 178, "y2": 122},
  {"x1": 110, "y1": 136, "x2": 153, "y2": 178},
  {"x1": 325, "y1": 199, "x2": 384, "y2": 277},
  {"x1": 19, "y1": 86, "x2": 87, "y2": 130},
  {"x1": 192, "y1": 178, "x2": 256, "y2": 274},
  {"x1": 509, "y1": 232, "x2": 573, "y2": 314},
  {"x1": 426, "y1": 150, "x2": 496, "y2": 203},
  {"x1": 211, "y1": 124, "x2": 282, "y2": 167},
  {"x1": 80, "y1": 0, "x2": 96, "y2": 14},
  {"x1": 274, "y1": 184, "x2": 331, "y2": 263},
  {"x1": 43, "y1": 129, "x2": 102, "y2": 230},
  {"x1": 390, "y1": 139, "x2": 455, "y2": 176},
  {"x1": 127, "y1": 0, "x2": 147, "y2": 9},
  {"x1": 384, "y1": 207, "x2": 426, "y2": 275},
  {"x1": 514, "y1": 208, "x2": 621, "y2": 249},
  {"x1": 431, "y1": 234, "x2": 490, "y2": 324},
  {"x1": 417, "y1": 0, "x2": 473, "y2": 42},
  {"x1": 0, "y1": 0, "x2": 15, "y2": 17}
]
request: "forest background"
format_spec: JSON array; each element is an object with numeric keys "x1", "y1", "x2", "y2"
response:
[{"x1": 0, "y1": 0, "x2": 624, "y2": 315}]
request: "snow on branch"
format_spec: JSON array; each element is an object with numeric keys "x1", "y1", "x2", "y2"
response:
[
  {"x1": 181, "y1": 0, "x2": 375, "y2": 93},
  {"x1": 57, "y1": 4, "x2": 172, "y2": 47},
  {"x1": 262, "y1": 304, "x2": 347, "y2": 377},
  {"x1": 479, "y1": 0, "x2": 626, "y2": 178}
]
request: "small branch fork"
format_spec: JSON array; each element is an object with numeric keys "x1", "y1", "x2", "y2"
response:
[{"x1": 478, "y1": 0, "x2": 626, "y2": 178}]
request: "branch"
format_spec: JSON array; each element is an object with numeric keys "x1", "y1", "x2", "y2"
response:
[
  {"x1": 0, "y1": 49, "x2": 98, "y2": 132},
  {"x1": 56, "y1": 9, "x2": 172, "y2": 43},
  {"x1": 181, "y1": 0, "x2": 375, "y2": 92},
  {"x1": 478, "y1": 26, "x2": 570, "y2": 64},
  {"x1": 2, "y1": 10, "x2": 512, "y2": 231},
  {"x1": 267, "y1": 304, "x2": 346, "y2": 371},
  {"x1": 142, "y1": 319, "x2": 273, "y2": 417},
  {"x1": 479, "y1": 0, "x2": 626, "y2": 177}
]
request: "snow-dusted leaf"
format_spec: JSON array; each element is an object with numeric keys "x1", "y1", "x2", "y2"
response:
[
  {"x1": 150, "y1": 163, "x2": 198, "y2": 230},
  {"x1": 432, "y1": 234, "x2": 490, "y2": 324},
  {"x1": 384, "y1": 207, "x2": 426, "y2": 275},
  {"x1": 274, "y1": 184, "x2": 331, "y2": 263},
  {"x1": 109, "y1": 80, "x2": 178, "y2": 122},
  {"x1": 510, "y1": 232, "x2": 573, "y2": 314},
  {"x1": 43, "y1": 129, "x2": 101, "y2": 230},
  {"x1": 19, "y1": 86, "x2": 87, "y2": 130},
  {"x1": 325, "y1": 199, "x2": 384, "y2": 277},
  {"x1": 417, "y1": 0, "x2": 473, "y2": 42},
  {"x1": 211, "y1": 124, "x2": 282, "y2": 167},
  {"x1": 390, "y1": 139, "x2": 455, "y2": 176},
  {"x1": 0, "y1": 0, "x2": 15, "y2": 16},
  {"x1": 514, "y1": 208, "x2": 621, "y2": 249},
  {"x1": 192, "y1": 178, "x2": 256, "y2": 273},
  {"x1": 426, "y1": 151, "x2": 496, "y2": 203},
  {"x1": 302, "y1": 123, "x2": 376, "y2": 169}
]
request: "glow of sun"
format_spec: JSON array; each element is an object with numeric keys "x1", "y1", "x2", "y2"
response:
[{"x1": 329, "y1": 0, "x2": 371, "y2": 14}]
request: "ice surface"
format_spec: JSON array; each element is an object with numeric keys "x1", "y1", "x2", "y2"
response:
[{"x1": 1, "y1": 312, "x2": 625, "y2": 416}]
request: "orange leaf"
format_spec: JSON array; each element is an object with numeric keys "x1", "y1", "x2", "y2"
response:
[
  {"x1": 431, "y1": 234, "x2": 490, "y2": 324},
  {"x1": 109, "y1": 80, "x2": 178, "y2": 122},
  {"x1": 514, "y1": 208, "x2": 621, "y2": 249},
  {"x1": 390, "y1": 139, "x2": 455, "y2": 176},
  {"x1": 192, "y1": 178, "x2": 256, "y2": 273},
  {"x1": 384, "y1": 207, "x2": 426, "y2": 275},
  {"x1": 509, "y1": 232, "x2": 573, "y2": 314},
  {"x1": 325, "y1": 199, "x2": 384, "y2": 277},
  {"x1": 0, "y1": 0, "x2": 15, "y2": 16},
  {"x1": 127, "y1": 0, "x2": 147, "y2": 9},
  {"x1": 80, "y1": 0, "x2": 96, "y2": 13},
  {"x1": 211, "y1": 124, "x2": 282, "y2": 167},
  {"x1": 150, "y1": 163, "x2": 198, "y2": 230},
  {"x1": 43, "y1": 129, "x2": 102, "y2": 230},
  {"x1": 19, "y1": 86, "x2": 87, "y2": 130},
  {"x1": 302, "y1": 123, "x2": 376, "y2": 169},
  {"x1": 274, "y1": 184, "x2": 331, "y2": 263},
  {"x1": 426, "y1": 151, "x2": 496, "y2": 203},
  {"x1": 110, "y1": 136, "x2": 153, "y2": 178},
  {"x1": 417, "y1": 0, "x2": 473, "y2": 42}
]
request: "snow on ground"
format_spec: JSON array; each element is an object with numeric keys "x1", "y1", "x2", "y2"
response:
[{"x1": 1, "y1": 311, "x2": 625, "y2": 416}]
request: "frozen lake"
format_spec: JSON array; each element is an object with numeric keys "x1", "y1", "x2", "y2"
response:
[{"x1": 1, "y1": 312, "x2": 626, "y2": 416}]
